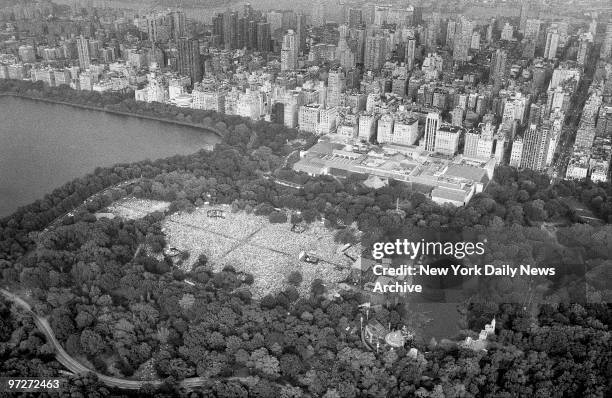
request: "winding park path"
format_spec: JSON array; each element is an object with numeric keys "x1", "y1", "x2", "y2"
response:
[{"x1": 0, "y1": 288, "x2": 246, "y2": 391}]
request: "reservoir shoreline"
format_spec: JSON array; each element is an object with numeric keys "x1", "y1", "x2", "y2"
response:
[
  {"x1": 0, "y1": 95, "x2": 220, "y2": 217},
  {"x1": 0, "y1": 92, "x2": 225, "y2": 137}
]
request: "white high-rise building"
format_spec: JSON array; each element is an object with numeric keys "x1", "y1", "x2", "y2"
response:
[
  {"x1": 601, "y1": 22, "x2": 612, "y2": 59},
  {"x1": 281, "y1": 30, "x2": 298, "y2": 71},
  {"x1": 298, "y1": 104, "x2": 321, "y2": 133},
  {"x1": 18, "y1": 45, "x2": 36, "y2": 62},
  {"x1": 509, "y1": 137, "x2": 524, "y2": 167},
  {"x1": 453, "y1": 16, "x2": 473, "y2": 62},
  {"x1": 451, "y1": 106, "x2": 464, "y2": 126},
  {"x1": 237, "y1": 89, "x2": 264, "y2": 120},
  {"x1": 545, "y1": 109, "x2": 564, "y2": 166},
  {"x1": 424, "y1": 112, "x2": 441, "y2": 151},
  {"x1": 544, "y1": 29, "x2": 559, "y2": 60},
  {"x1": 336, "y1": 25, "x2": 355, "y2": 69},
  {"x1": 577, "y1": 33, "x2": 593, "y2": 65},
  {"x1": 76, "y1": 36, "x2": 90, "y2": 69},
  {"x1": 358, "y1": 113, "x2": 378, "y2": 141},
  {"x1": 317, "y1": 107, "x2": 338, "y2": 134},
  {"x1": 494, "y1": 133, "x2": 506, "y2": 164},
  {"x1": 376, "y1": 114, "x2": 394, "y2": 143},
  {"x1": 392, "y1": 117, "x2": 419, "y2": 146},
  {"x1": 434, "y1": 125, "x2": 461, "y2": 155},
  {"x1": 524, "y1": 19, "x2": 541, "y2": 40},
  {"x1": 327, "y1": 70, "x2": 346, "y2": 108},
  {"x1": 192, "y1": 87, "x2": 226, "y2": 113},
  {"x1": 500, "y1": 23, "x2": 514, "y2": 41}
]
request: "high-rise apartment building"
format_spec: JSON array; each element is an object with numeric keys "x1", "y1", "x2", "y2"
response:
[
  {"x1": 281, "y1": 29, "x2": 298, "y2": 71},
  {"x1": 601, "y1": 22, "x2": 612, "y2": 59},
  {"x1": 348, "y1": 8, "x2": 363, "y2": 29},
  {"x1": 405, "y1": 38, "x2": 416, "y2": 71},
  {"x1": 177, "y1": 37, "x2": 202, "y2": 85},
  {"x1": 327, "y1": 69, "x2": 346, "y2": 108},
  {"x1": 453, "y1": 17, "x2": 473, "y2": 62},
  {"x1": 257, "y1": 22, "x2": 271, "y2": 52},
  {"x1": 298, "y1": 104, "x2": 321, "y2": 133},
  {"x1": 424, "y1": 112, "x2": 441, "y2": 151},
  {"x1": 364, "y1": 35, "x2": 386, "y2": 71},
  {"x1": 509, "y1": 137, "x2": 524, "y2": 167},
  {"x1": 521, "y1": 123, "x2": 550, "y2": 171},
  {"x1": 223, "y1": 10, "x2": 238, "y2": 50},
  {"x1": 489, "y1": 49, "x2": 507, "y2": 83},
  {"x1": 213, "y1": 13, "x2": 224, "y2": 43},
  {"x1": 519, "y1": 0, "x2": 529, "y2": 33},
  {"x1": 296, "y1": 14, "x2": 306, "y2": 55},
  {"x1": 434, "y1": 125, "x2": 461, "y2": 155},
  {"x1": 544, "y1": 29, "x2": 559, "y2": 60},
  {"x1": 358, "y1": 113, "x2": 379, "y2": 141},
  {"x1": 76, "y1": 35, "x2": 90, "y2": 69},
  {"x1": 577, "y1": 34, "x2": 592, "y2": 65},
  {"x1": 500, "y1": 23, "x2": 514, "y2": 41},
  {"x1": 524, "y1": 19, "x2": 541, "y2": 40}
]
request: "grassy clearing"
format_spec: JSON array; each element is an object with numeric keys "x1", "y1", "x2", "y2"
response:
[
  {"x1": 161, "y1": 205, "x2": 353, "y2": 298},
  {"x1": 107, "y1": 198, "x2": 171, "y2": 220}
]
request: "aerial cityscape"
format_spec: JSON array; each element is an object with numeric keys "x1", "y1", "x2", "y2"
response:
[{"x1": 0, "y1": 0, "x2": 611, "y2": 396}]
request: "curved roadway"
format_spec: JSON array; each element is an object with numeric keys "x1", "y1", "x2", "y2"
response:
[{"x1": 0, "y1": 288, "x2": 218, "y2": 390}]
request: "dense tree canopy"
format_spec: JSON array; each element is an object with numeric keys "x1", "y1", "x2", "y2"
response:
[{"x1": 0, "y1": 79, "x2": 610, "y2": 397}]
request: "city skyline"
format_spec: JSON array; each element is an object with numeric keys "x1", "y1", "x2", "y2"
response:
[{"x1": 0, "y1": 1, "x2": 611, "y2": 396}]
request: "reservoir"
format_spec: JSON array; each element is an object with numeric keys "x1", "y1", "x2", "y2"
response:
[{"x1": 0, "y1": 96, "x2": 220, "y2": 217}]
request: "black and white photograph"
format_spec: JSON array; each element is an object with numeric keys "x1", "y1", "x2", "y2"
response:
[{"x1": 0, "y1": 0, "x2": 611, "y2": 396}]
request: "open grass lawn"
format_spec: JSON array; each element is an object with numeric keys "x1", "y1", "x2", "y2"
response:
[{"x1": 161, "y1": 205, "x2": 353, "y2": 298}]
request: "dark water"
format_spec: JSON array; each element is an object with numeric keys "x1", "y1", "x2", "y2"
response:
[{"x1": 0, "y1": 96, "x2": 220, "y2": 217}]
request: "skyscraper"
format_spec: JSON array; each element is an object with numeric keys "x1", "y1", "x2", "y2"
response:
[
  {"x1": 425, "y1": 18, "x2": 438, "y2": 50},
  {"x1": 237, "y1": 17, "x2": 247, "y2": 49},
  {"x1": 424, "y1": 112, "x2": 441, "y2": 151},
  {"x1": 364, "y1": 35, "x2": 386, "y2": 71},
  {"x1": 348, "y1": 8, "x2": 363, "y2": 29},
  {"x1": 296, "y1": 14, "x2": 306, "y2": 55},
  {"x1": 145, "y1": 12, "x2": 173, "y2": 42},
  {"x1": 76, "y1": 35, "x2": 90, "y2": 69},
  {"x1": 337, "y1": 25, "x2": 355, "y2": 69},
  {"x1": 247, "y1": 20, "x2": 258, "y2": 50},
  {"x1": 489, "y1": 49, "x2": 507, "y2": 84},
  {"x1": 453, "y1": 17, "x2": 473, "y2": 62},
  {"x1": 524, "y1": 19, "x2": 541, "y2": 40},
  {"x1": 327, "y1": 69, "x2": 345, "y2": 108},
  {"x1": 601, "y1": 22, "x2": 612, "y2": 59},
  {"x1": 446, "y1": 20, "x2": 456, "y2": 47},
  {"x1": 257, "y1": 22, "x2": 271, "y2": 52},
  {"x1": 544, "y1": 29, "x2": 559, "y2": 60},
  {"x1": 412, "y1": 6, "x2": 423, "y2": 26},
  {"x1": 405, "y1": 38, "x2": 416, "y2": 71},
  {"x1": 577, "y1": 35, "x2": 591, "y2": 65},
  {"x1": 223, "y1": 10, "x2": 238, "y2": 50},
  {"x1": 177, "y1": 37, "x2": 202, "y2": 85},
  {"x1": 509, "y1": 137, "x2": 524, "y2": 167},
  {"x1": 312, "y1": 2, "x2": 325, "y2": 27},
  {"x1": 281, "y1": 30, "x2": 298, "y2": 71},
  {"x1": 243, "y1": 3, "x2": 254, "y2": 19},
  {"x1": 519, "y1": 0, "x2": 529, "y2": 33},
  {"x1": 172, "y1": 11, "x2": 186, "y2": 39},
  {"x1": 521, "y1": 123, "x2": 550, "y2": 171},
  {"x1": 213, "y1": 13, "x2": 224, "y2": 44},
  {"x1": 500, "y1": 23, "x2": 514, "y2": 41}
]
